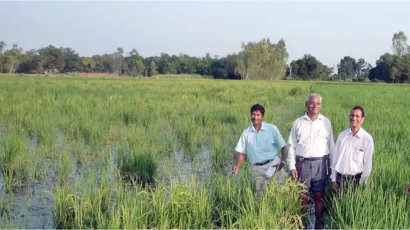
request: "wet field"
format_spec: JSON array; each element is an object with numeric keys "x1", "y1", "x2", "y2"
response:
[{"x1": 1, "y1": 76, "x2": 410, "y2": 229}]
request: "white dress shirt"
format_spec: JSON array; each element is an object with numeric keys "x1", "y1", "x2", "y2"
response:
[
  {"x1": 331, "y1": 127, "x2": 374, "y2": 184},
  {"x1": 287, "y1": 113, "x2": 335, "y2": 170}
]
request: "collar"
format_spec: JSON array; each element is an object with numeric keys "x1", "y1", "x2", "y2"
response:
[
  {"x1": 251, "y1": 122, "x2": 268, "y2": 132},
  {"x1": 303, "y1": 113, "x2": 324, "y2": 121},
  {"x1": 349, "y1": 127, "x2": 364, "y2": 139}
]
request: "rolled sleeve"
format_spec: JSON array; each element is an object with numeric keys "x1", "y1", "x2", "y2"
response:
[
  {"x1": 273, "y1": 126, "x2": 287, "y2": 149},
  {"x1": 235, "y1": 131, "x2": 247, "y2": 154}
]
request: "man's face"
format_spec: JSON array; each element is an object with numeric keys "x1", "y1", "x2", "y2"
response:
[
  {"x1": 251, "y1": 110, "x2": 263, "y2": 125},
  {"x1": 306, "y1": 96, "x2": 321, "y2": 115},
  {"x1": 350, "y1": 109, "x2": 364, "y2": 129}
]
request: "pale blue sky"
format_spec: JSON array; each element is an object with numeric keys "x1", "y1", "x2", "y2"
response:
[{"x1": 1, "y1": 1, "x2": 409, "y2": 68}]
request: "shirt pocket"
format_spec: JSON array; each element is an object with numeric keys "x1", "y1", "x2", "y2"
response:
[
  {"x1": 353, "y1": 146, "x2": 364, "y2": 163},
  {"x1": 261, "y1": 136, "x2": 275, "y2": 152},
  {"x1": 316, "y1": 129, "x2": 328, "y2": 142}
]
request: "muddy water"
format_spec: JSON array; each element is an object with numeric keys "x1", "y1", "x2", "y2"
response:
[
  {"x1": 0, "y1": 131, "x2": 56, "y2": 229},
  {"x1": 305, "y1": 198, "x2": 330, "y2": 230},
  {"x1": 157, "y1": 145, "x2": 220, "y2": 186}
]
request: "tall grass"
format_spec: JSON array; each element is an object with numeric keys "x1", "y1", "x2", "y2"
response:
[
  {"x1": 0, "y1": 130, "x2": 29, "y2": 193},
  {"x1": 0, "y1": 75, "x2": 409, "y2": 228},
  {"x1": 313, "y1": 83, "x2": 410, "y2": 228}
]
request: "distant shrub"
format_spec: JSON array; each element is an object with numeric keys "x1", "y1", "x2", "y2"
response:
[{"x1": 288, "y1": 87, "x2": 301, "y2": 96}]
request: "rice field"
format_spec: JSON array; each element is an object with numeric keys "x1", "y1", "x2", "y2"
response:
[{"x1": 0, "y1": 74, "x2": 409, "y2": 229}]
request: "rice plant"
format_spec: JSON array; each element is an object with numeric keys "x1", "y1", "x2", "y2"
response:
[{"x1": 0, "y1": 74, "x2": 409, "y2": 229}]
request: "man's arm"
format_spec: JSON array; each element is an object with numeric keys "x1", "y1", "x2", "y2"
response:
[
  {"x1": 360, "y1": 135, "x2": 375, "y2": 185},
  {"x1": 327, "y1": 120, "x2": 336, "y2": 175},
  {"x1": 331, "y1": 133, "x2": 342, "y2": 182},
  {"x1": 278, "y1": 145, "x2": 287, "y2": 171},
  {"x1": 287, "y1": 122, "x2": 297, "y2": 171},
  {"x1": 273, "y1": 126, "x2": 287, "y2": 170},
  {"x1": 232, "y1": 153, "x2": 245, "y2": 175},
  {"x1": 232, "y1": 131, "x2": 247, "y2": 175}
]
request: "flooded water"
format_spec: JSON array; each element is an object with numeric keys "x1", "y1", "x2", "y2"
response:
[
  {"x1": 0, "y1": 128, "x2": 324, "y2": 229},
  {"x1": 0, "y1": 131, "x2": 56, "y2": 229},
  {"x1": 157, "y1": 145, "x2": 223, "y2": 186}
]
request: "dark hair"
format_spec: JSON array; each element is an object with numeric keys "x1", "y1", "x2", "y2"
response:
[
  {"x1": 351, "y1": 106, "x2": 365, "y2": 117},
  {"x1": 251, "y1": 104, "x2": 265, "y2": 116}
]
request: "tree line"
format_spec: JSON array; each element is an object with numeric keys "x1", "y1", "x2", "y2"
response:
[{"x1": 0, "y1": 31, "x2": 409, "y2": 83}]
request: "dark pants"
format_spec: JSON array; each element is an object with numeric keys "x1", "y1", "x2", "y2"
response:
[{"x1": 336, "y1": 172, "x2": 362, "y2": 191}]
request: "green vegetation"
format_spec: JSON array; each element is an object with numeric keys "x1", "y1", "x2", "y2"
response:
[
  {"x1": 1, "y1": 31, "x2": 410, "y2": 82},
  {"x1": 0, "y1": 74, "x2": 409, "y2": 228}
]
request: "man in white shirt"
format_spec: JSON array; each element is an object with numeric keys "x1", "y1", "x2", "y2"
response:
[
  {"x1": 233, "y1": 104, "x2": 287, "y2": 194},
  {"x1": 287, "y1": 93, "x2": 335, "y2": 229},
  {"x1": 331, "y1": 106, "x2": 374, "y2": 192}
]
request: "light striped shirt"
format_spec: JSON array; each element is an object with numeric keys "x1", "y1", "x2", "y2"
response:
[
  {"x1": 287, "y1": 113, "x2": 335, "y2": 170},
  {"x1": 331, "y1": 128, "x2": 374, "y2": 184}
]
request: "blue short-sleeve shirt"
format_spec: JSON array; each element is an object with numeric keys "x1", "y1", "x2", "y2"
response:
[{"x1": 235, "y1": 122, "x2": 287, "y2": 165}]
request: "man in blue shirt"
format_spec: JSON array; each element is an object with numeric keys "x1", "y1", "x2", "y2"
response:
[{"x1": 232, "y1": 104, "x2": 287, "y2": 194}]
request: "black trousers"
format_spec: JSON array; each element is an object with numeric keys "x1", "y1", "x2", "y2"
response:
[{"x1": 336, "y1": 172, "x2": 362, "y2": 191}]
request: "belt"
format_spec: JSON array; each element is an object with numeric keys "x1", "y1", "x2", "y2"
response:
[
  {"x1": 337, "y1": 172, "x2": 362, "y2": 178},
  {"x1": 296, "y1": 155, "x2": 327, "y2": 161},
  {"x1": 254, "y1": 159, "x2": 274, "y2": 166}
]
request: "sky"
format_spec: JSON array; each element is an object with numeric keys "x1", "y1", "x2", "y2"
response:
[{"x1": 1, "y1": 1, "x2": 410, "y2": 69}]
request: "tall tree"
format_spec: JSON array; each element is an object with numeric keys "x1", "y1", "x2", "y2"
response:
[
  {"x1": 61, "y1": 47, "x2": 81, "y2": 73},
  {"x1": 289, "y1": 54, "x2": 333, "y2": 80},
  {"x1": 0, "y1": 41, "x2": 6, "y2": 73},
  {"x1": 38, "y1": 45, "x2": 64, "y2": 74},
  {"x1": 149, "y1": 60, "x2": 158, "y2": 76},
  {"x1": 337, "y1": 56, "x2": 357, "y2": 80},
  {"x1": 235, "y1": 38, "x2": 288, "y2": 80},
  {"x1": 17, "y1": 49, "x2": 42, "y2": 74},
  {"x1": 116, "y1": 47, "x2": 124, "y2": 76},
  {"x1": 82, "y1": 57, "x2": 95, "y2": 73},
  {"x1": 392, "y1": 31, "x2": 408, "y2": 56},
  {"x1": 4, "y1": 44, "x2": 23, "y2": 73},
  {"x1": 0, "y1": 41, "x2": 6, "y2": 54},
  {"x1": 369, "y1": 53, "x2": 394, "y2": 82},
  {"x1": 356, "y1": 58, "x2": 372, "y2": 81}
]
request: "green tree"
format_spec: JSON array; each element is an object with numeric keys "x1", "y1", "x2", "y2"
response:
[
  {"x1": 38, "y1": 45, "x2": 64, "y2": 74},
  {"x1": 0, "y1": 41, "x2": 6, "y2": 73},
  {"x1": 235, "y1": 38, "x2": 288, "y2": 80},
  {"x1": 369, "y1": 53, "x2": 394, "y2": 82},
  {"x1": 392, "y1": 31, "x2": 408, "y2": 56},
  {"x1": 149, "y1": 60, "x2": 158, "y2": 76},
  {"x1": 356, "y1": 58, "x2": 372, "y2": 82},
  {"x1": 116, "y1": 47, "x2": 124, "y2": 76},
  {"x1": 17, "y1": 49, "x2": 42, "y2": 74},
  {"x1": 61, "y1": 47, "x2": 81, "y2": 73},
  {"x1": 4, "y1": 44, "x2": 23, "y2": 73},
  {"x1": 126, "y1": 49, "x2": 145, "y2": 76},
  {"x1": 337, "y1": 56, "x2": 357, "y2": 80},
  {"x1": 82, "y1": 57, "x2": 95, "y2": 73},
  {"x1": 289, "y1": 54, "x2": 332, "y2": 80}
]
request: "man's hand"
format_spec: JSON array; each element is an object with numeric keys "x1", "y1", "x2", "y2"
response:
[
  {"x1": 406, "y1": 183, "x2": 410, "y2": 195},
  {"x1": 232, "y1": 165, "x2": 240, "y2": 175},
  {"x1": 332, "y1": 182, "x2": 339, "y2": 193},
  {"x1": 290, "y1": 169, "x2": 298, "y2": 180}
]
